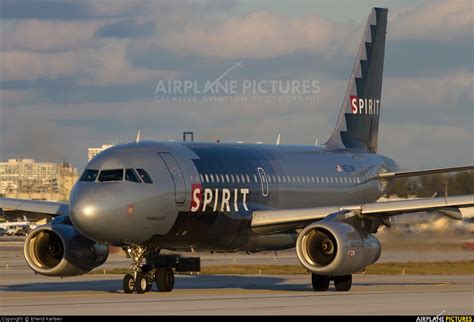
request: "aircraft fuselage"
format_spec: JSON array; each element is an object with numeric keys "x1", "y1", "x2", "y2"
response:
[{"x1": 69, "y1": 141, "x2": 399, "y2": 251}]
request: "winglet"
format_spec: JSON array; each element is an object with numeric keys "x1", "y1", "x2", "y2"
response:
[
  {"x1": 276, "y1": 134, "x2": 281, "y2": 145},
  {"x1": 136, "y1": 130, "x2": 141, "y2": 143}
]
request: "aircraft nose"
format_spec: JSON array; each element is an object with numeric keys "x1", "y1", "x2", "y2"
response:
[{"x1": 69, "y1": 185, "x2": 103, "y2": 241}]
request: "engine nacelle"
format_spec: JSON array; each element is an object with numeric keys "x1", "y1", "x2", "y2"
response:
[
  {"x1": 24, "y1": 221, "x2": 108, "y2": 277},
  {"x1": 296, "y1": 221, "x2": 381, "y2": 275}
]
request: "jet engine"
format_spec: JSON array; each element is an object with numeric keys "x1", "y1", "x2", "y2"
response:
[
  {"x1": 296, "y1": 221, "x2": 381, "y2": 275},
  {"x1": 24, "y1": 217, "x2": 108, "y2": 277}
]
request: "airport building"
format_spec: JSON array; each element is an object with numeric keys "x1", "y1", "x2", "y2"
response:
[
  {"x1": 88, "y1": 144, "x2": 114, "y2": 161},
  {"x1": 0, "y1": 159, "x2": 78, "y2": 201}
]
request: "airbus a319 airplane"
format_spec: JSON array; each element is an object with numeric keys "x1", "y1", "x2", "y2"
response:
[{"x1": 1, "y1": 7, "x2": 473, "y2": 293}]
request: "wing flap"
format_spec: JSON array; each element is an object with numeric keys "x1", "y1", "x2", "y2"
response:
[{"x1": 0, "y1": 197, "x2": 68, "y2": 216}]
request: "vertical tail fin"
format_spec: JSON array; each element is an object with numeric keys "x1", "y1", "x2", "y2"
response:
[{"x1": 325, "y1": 8, "x2": 388, "y2": 153}]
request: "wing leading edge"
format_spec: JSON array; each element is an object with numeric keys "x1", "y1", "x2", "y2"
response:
[
  {"x1": 0, "y1": 197, "x2": 68, "y2": 216},
  {"x1": 251, "y1": 194, "x2": 474, "y2": 234}
]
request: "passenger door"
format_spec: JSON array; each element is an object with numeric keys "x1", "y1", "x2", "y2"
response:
[{"x1": 159, "y1": 153, "x2": 186, "y2": 204}]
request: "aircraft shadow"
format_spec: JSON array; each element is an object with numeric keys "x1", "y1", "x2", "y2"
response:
[
  {"x1": 0, "y1": 275, "x2": 443, "y2": 294},
  {"x1": 1, "y1": 275, "x2": 310, "y2": 293}
]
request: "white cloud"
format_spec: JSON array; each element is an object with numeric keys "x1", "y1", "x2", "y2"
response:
[
  {"x1": 1, "y1": 20, "x2": 101, "y2": 52},
  {"x1": 391, "y1": 0, "x2": 473, "y2": 42},
  {"x1": 157, "y1": 10, "x2": 353, "y2": 59},
  {"x1": 383, "y1": 71, "x2": 474, "y2": 107},
  {"x1": 0, "y1": 39, "x2": 179, "y2": 84},
  {"x1": 379, "y1": 122, "x2": 473, "y2": 169},
  {"x1": 0, "y1": 89, "x2": 39, "y2": 105},
  {"x1": 75, "y1": 40, "x2": 180, "y2": 86}
]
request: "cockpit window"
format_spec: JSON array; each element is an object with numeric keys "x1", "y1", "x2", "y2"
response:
[
  {"x1": 80, "y1": 169, "x2": 99, "y2": 182},
  {"x1": 98, "y1": 169, "x2": 124, "y2": 182},
  {"x1": 136, "y1": 168, "x2": 153, "y2": 184},
  {"x1": 125, "y1": 168, "x2": 141, "y2": 183}
]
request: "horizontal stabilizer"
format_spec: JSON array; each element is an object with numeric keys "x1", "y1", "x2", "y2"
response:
[{"x1": 378, "y1": 165, "x2": 474, "y2": 179}]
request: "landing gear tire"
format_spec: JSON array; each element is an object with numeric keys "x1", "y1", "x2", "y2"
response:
[
  {"x1": 156, "y1": 267, "x2": 175, "y2": 292},
  {"x1": 135, "y1": 273, "x2": 148, "y2": 294},
  {"x1": 123, "y1": 274, "x2": 135, "y2": 294},
  {"x1": 311, "y1": 273, "x2": 330, "y2": 292},
  {"x1": 145, "y1": 282, "x2": 152, "y2": 292},
  {"x1": 334, "y1": 275, "x2": 352, "y2": 291}
]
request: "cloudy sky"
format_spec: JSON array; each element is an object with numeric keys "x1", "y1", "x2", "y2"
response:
[{"x1": 0, "y1": 0, "x2": 472, "y2": 171}]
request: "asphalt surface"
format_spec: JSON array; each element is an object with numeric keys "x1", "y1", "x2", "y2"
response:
[
  {"x1": 1, "y1": 235, "x2": 473, "y2": 315},
  {"x1": 0, "y1": 273, "x2": 472, "y2": 315}
]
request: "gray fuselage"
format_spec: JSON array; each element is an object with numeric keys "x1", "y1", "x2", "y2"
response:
[{"x1": 69, "y1": 141, "x2": 399, "y2": 252}]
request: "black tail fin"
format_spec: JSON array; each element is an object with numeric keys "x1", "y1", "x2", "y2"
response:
[{"x1": 325, "y1": 8, "x2": 388, "y2": 153}]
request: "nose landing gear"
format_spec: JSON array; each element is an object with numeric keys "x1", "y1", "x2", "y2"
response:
[
  {"x1": 121, "y1": 245, "x2": 200, "y2": 294},
  {"x1": 122, "y1": 245, "x2": 175, "y2": 294}
]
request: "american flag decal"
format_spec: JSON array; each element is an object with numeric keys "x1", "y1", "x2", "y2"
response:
[
  {"x1": 127, "y1": 204, "x2": 134, "y2": 216},
  {"x1": 336, "y1": 164, "x2": 343, "y2": 172}
]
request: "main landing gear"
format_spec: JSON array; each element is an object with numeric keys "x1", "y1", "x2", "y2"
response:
[
  {"x1": 311, "y1": 273, "x2": 352, "y2": 292},
  {"x1": 122, "y1": 246, "x2": 175, "y2": 294},
  {"x1": 121, "y1": 245, "x2": 200, "y2": 294}
]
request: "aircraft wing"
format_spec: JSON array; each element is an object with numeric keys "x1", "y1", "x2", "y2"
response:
[
  {"x1": 376, "y1": 165, "x2": 474, "y2": 179},
  {"x1": 251, "y1": 194, "x2": 474, "y2": 234},
  {"x1": 0, "y1": 197, "x2": 68, "y2": 216}
]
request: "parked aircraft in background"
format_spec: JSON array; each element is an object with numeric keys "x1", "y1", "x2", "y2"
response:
[{"x1": 0, "y1": 216, "x2": 37, "y2": 236}]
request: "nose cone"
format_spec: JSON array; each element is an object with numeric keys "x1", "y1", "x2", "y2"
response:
[{"x1": 69, "y1": 184, "x2": 105, "y2": 242}]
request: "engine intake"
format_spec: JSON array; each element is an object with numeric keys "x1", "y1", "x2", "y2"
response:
[
  {"x1": 24, "y1": 221, "x2": 108, "y2": 277},
  {"x1": 296, "y1": 221, "x2": 381, "y2": 275}
]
